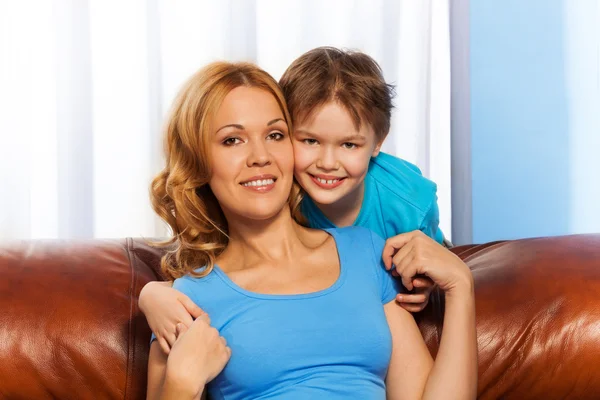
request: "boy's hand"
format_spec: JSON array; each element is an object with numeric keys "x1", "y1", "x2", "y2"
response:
[
  {"x1": 393, "y1": 276, "x2": 435, "y2": 313},
  {"x1": 139, "y1": 281, "x2": 207, "y2": 354},
  {"x1": 382, "y1": 230, "x2": 472, "y2": 295}
]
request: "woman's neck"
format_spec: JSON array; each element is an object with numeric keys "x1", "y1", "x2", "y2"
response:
[
  {"x1": 315, "y1": 182, "x2": 364, "y2": 228},
  {"x1": 218, "y1": 207, "x2": 313, "y2": 272}
]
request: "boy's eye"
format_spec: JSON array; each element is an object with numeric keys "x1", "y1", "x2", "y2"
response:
[
  {"x1": 223, "y1": 137, "x2": 243, "y2": 146},
  {"x1": 342, "y1": 142, "x2": 358, "y2": 149},
  {"x1": 303, "y1": 138, "x2": 318, "y2": 145},
  {"x1": 267, "y1": 132, "x2": 285, "y2": 141}
]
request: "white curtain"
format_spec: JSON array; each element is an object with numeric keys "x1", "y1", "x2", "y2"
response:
[
  {"x1": 0, "y1": 0, "x2": 451, "y2": 240},
  {"x1": 564, "y1": 0, "x2": 600, "y2": 234}
]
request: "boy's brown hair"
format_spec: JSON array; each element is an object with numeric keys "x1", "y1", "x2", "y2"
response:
[{"x1": 279, "y1": 47, "x2": 395, "y2": 142}]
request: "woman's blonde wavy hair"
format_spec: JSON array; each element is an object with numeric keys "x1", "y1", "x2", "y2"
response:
[{"x1": 150, "y1": 61, "x2": 305, "y2": 280}]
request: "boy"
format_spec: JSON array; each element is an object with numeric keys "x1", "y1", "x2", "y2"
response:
[{"x1": 141, "y1": 47, "x2": 448, "y2": 354}]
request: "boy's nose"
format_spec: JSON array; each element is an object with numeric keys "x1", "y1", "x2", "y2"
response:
[{"x1": 316, "y1": 149, "x2": 339, "y2": 170}]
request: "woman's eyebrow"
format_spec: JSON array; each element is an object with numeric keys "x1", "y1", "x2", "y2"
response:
[
  {"x1": 267, "y1": 118, "x2": 284, "y2": 126},
  {"x1": 216, "y1": 124, "x2": 244, "y2": 134},
  {"x1": 216, "y1": 118, "x2": 284, "y2": 134}
]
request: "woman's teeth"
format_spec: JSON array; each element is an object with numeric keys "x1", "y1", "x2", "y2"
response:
[
  {"x1": 316, "y1": 177, "x2": 340, "y2": 184},
  {"x1": 242, "y1": 179, "x2": 274, "y2": 187}
]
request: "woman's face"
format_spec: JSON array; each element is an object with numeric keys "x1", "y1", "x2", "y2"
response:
[{"x1": 208, "y1": 86, "x2": 294, "y2": 222}]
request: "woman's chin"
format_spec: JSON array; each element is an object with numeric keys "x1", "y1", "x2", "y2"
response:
[{"x1": 232, "y1": 203, "x2": 290, "y2": 223}]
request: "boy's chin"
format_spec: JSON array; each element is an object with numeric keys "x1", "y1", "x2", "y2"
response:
[{"x1": 305, "y1": 189, "x2": 346, "y2": 206}]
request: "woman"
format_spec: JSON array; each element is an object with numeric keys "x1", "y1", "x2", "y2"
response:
[{"x1": 146, "y1": 61, "x2": 477, "y2": 399}]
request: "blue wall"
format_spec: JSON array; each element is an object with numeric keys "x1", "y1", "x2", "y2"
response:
[{"x1": 470, "y1": 0, "x2": 571, "y2": 242}]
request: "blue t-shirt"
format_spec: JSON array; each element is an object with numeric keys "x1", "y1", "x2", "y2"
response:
[
  {"x1": 171, "y1": 227, "x2": 403, "y2": 400},
  {"x1": 301, "y1": 152, "x2": 444, "y2": 244}
]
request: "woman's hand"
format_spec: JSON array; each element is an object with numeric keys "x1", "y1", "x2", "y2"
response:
[
  {"x1": 382, "y1": 231, "x2": 473, "y2": 295},
  {"x1": 164, "y1": 315, "x2": 231, "y2": 397},
  {"x1": 139, "y1": 281, "x2": 207, "y2": 354}
]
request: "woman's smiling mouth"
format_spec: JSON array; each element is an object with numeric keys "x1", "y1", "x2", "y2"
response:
[{"x1": 240, "y1": 175, "x2": 277, "y2": 192}]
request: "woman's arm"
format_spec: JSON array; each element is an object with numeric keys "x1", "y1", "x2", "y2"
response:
[
  {"x1": 384, "y1": 285, "x2": 477, "y2": 399},
  {"x1": 147, "y1": 341, "x2": 200, "y2": 400},
  {"x1": 139, "y1": 280, "x2": 207, "y2": 354},
  {"x1": 421, "y1": 283, "x2": 476, "y2": 399},
  {"x1": 383, "y1": 231, "x2": 478, "y2": 400},
  {"x1": 384, "y1": 301, "x2": 433, "y2": 399},
  {"x1": 146, "y1": 315, "x2": 231, "y2": 400}
]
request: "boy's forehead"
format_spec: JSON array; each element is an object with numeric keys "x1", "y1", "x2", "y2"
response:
[{"x1": 294, "y1": 102, "x2": 376, "y2": 138}]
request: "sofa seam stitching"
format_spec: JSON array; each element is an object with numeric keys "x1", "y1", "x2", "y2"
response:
[{"x1": 124, "y1": 237, "x2": 137, "y2": 399}]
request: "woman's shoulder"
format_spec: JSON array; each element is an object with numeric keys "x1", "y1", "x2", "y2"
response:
[
  {"x1": 327, "y1": 226, "x2": 381, "y2": 251},
  {"x1": 327, "y1": 225, "x2": 375, "y2": 237},
  {"x1": 173, "y1": 267, "x2": 219, "y2": 290}
]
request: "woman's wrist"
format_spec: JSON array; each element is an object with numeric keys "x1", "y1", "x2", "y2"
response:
[
  {"x1": 163, "y1": 364, "x2": 204, "y2": 399},
  {"x1": 444, "y1": 272, "x2": 475, "y2": 301}
]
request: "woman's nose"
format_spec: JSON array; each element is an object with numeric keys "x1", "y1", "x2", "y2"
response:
[{"x1": 247, "y1": 140, "x2": 272, "y2": 167}]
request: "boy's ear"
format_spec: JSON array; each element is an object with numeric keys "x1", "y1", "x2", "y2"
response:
[{"x1": 372, "y1": 141, "x2": 383, "y2": 158}]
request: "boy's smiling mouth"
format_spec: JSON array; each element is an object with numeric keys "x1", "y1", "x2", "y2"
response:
[{"x1": 308, "y1": 173, "x2": 346, "y2": 189}]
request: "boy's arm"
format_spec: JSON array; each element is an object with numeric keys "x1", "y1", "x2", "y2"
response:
[
  {"x1": 139, "y1": 281, "x2": 207, "y2": 354},
  {"x1": 420, "y1": 194, "x2": 447, "y2": 246}
]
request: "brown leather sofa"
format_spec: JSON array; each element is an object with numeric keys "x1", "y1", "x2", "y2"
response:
[{"x1": 1, "y1": 234, "x2": 599, "y2": 399}]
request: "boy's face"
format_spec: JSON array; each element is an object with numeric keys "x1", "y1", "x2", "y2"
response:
[{"x1": 292, "y1": 101, "x2": 383, "y2": 206}]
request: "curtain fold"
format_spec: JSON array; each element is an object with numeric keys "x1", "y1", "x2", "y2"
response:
[{"x1": 0, "y1": 0, "x2": 452, "y2": 239}]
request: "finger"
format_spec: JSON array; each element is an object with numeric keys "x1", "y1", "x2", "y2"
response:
[
  {"x1": 196, "y1": 313, "x2": 211, "y2": 326},
  {"x1": 165, "y1": 330, "x2": 177, "y2": 347},
  {"x1": 394, "y1": 249, "x2": 415, "y2": 290},
  {"x1": 395, "y1": 293, "x2": 427, "y2": 304},
  {"x1": 382, "y1": 232, "x2": 418, "y2": 270},
  {"x1": 391, "y1": 242, "x2": 413, "y2": 273},
  {"x1": 220, "y1": 336, "x2": 227, "y2": 347},
  {"x1": 181, "y1": 296, "x2": 206, "y2": 320},
  {"x1": 157, "y1": 337, "x2": 171, "y2": 355},
  {"x1": 187, "y1": 314, "x2": 210, "y2": 336},
  {"x1": 178, "y1": 310, "x2": 194, "y2": 329},
  {"x1": 398, "y1": 259, "x2": 418, "y2": 291},
  {"x1": 175, "y1": 322, "x2": 188, "y2": 336},
  {"x1": 418, "y1": 282, "x2": 437, "y2": 297},
  {"x1": 412, "y1": 276, "x2": 434, "y2": 289}
]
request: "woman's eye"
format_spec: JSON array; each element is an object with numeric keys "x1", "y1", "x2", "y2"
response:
[
  {"x1": 267, "y1": 132, "x2": 284, "y2": 141},
  {"x1": 223, "y1": 137, "x2": 242, "y2": 146},
  {"x1": 342, "y1": 142, "x2": 358, "y2": 149},
  {"x1": 303, "y1": 139, "x2": 318, "y2": 145}
]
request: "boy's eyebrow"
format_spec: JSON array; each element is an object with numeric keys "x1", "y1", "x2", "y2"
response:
[
  {"x1": 294, "y1": 130, "x2": 367, "y2": 142},
  {"x1": 216, "y1": 118, "x2": 285, "y2": 134},
  {"x1": 294, "y1": 129, "x2": 315, "y2": 136},
  {"x1": 339, "y1": 134, "x2": 367, "y2": 142}
]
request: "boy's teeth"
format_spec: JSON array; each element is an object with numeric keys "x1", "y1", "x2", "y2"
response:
[
  {"x1": 316, "y1": 177, "x2": 339, "y2": 184},
  {"x1": 243, "y1": 178, "x2": 274, "y2": 187}
]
